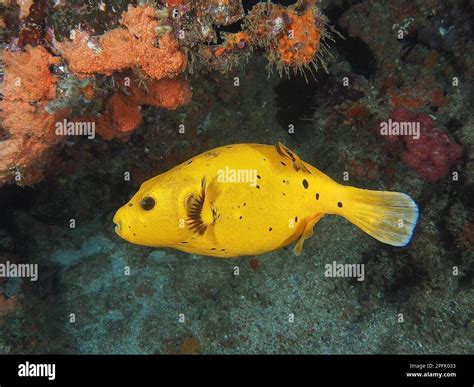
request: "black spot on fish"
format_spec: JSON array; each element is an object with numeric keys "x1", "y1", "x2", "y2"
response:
[
  {"x1": 128, "y1": 226, "x2": 131, "y2": 229},
  {"x1": 269, "y1": 227, "x2": 273, "y2": 231},
  {"x1": 187, "y1": 160, "x2": 193, "y2": 164},
  {"x1": 338, "y1": 202, "x2": 343, "y2": 208},
  {"x1": 133, "y1": 233, "x2": 136, "y2": 236},
  {"x1": 281, "y1": 161, "x2": 287, "y2": 166},
  {"x1": 221, "y1": 249, "x2": 225, "y2": 251},
  {"x1": 263, "y1": 158, "x2": 267, "y2": 161},
  {"x1": 295, "y1": 216, "x2": 298, "y2": 222},
  {"x1": 302, "y1": 179, "x2": 309, "y2": 189},
  {"x1": 283, "y1": 179, "x2": 286, "y2": 183},
  {"x1": 283, "y1": 192, "x2": 286, "y2": 196},
  {"x1": 211, "y1": 247, "x2": 216, "y2": 250},
  {"x1": 239, "y1": 216, "x2": 242, "y2": 219},
  {"x1": 257, "y1": 175, "x2": 261, "y2": 179},
  {"x1": 256, "y1": 185, "x2": 260, "y2": 189},
  {"x1": 244, "y1": 203, "x2": 246, "y2": 206},
  {"x1": 181, "y1": 241, "x2": 188, "y2": 244},
  {"x1": 128, "y1": 203, "x2": 133, "y2": 207},
  {"x1": 316, "y1": 193, "x2": 320, "y2": 200}
]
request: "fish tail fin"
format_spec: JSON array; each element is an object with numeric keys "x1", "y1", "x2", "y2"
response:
[{"x1": 337, "y1": 186, "x2": 419, "y2": 247}]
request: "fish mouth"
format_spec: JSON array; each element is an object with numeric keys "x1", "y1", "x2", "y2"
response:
[{"x1": 113, "y1": 212, "x2": 122, "y2": 235}]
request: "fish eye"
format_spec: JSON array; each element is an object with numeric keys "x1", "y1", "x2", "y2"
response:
[{"x1": 140, "y1": 196, "x2": 156, "y2": 211}]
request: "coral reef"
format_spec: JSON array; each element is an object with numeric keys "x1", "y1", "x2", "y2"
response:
[
  {"x1": 246, "y1": 1, "x2": 329, "y2": 73},
  {"x1": 0, "y1": 1, "x2": 331, "y2": 187},
  {"x1": 55, "y1": 5, "x2": 187, "y2": 80},
  {"x1": 0, "y1": 45, "x2": 70, "y2": 186},
  {"x1": 95, "y1": 76, "x2": 192, "y2": 140},
  {"x1": 0, "y1": 4, "x2": 193, "y2": 185},
  {"x1": 197, "y1": 0, "x2": 330, "y2": 75}
]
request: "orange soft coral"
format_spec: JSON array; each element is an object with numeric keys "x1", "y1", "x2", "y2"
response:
[
  {"x1": 247, "y1": 1, "x2": 326, "y2": 70},
  {"x1": 275, "y1": 8, "x2": 322, "y2": 66},
  {"x1": 1, "y1": 45, "x2": 59, "y2": 101},
  {"x1": 130, "y1": 77, "x2": 193, "y2": 110},
  {"x1": 0, "y1": 46, "x2": 69, "y2": 186},
  {"x1": 56, "y1": 5, "x2": 187, "y2": 80},
  {"x1": 95, "y1": 76, "x2": 192, "y2": 140},
  {"x1": 95, "y1": 92, "x2": 143, "y2": 141},
  {"x1": 213, "y1": 31, "x2": 250, "y2": 58}
]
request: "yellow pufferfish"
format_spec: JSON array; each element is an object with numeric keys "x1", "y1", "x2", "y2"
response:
[{"x1": 113, "y1": 143, "x2": 419, "y2": 257}]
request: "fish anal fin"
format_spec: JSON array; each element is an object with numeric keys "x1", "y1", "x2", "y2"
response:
[
  {"x1": 293, "y1": 214, "x2": 324, "y2": 256},
  {"x1": 276, "y1": 142, "x2": 311, "y2": 174}
]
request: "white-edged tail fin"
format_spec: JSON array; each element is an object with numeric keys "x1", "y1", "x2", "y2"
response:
[{"x1": 340, "y1": 187, "x2": 419, "y2": 247}]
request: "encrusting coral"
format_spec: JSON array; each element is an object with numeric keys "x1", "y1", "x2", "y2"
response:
[
  {"x1": 0, "y1": 4, "x2": 192, "y2": 185},
  {"x1": 93, "y1": 76, "x2": 192, "y2": 141},
  {"x1": 246, "y1": 1, "x2": 330, "y2": 73},
  {"x1": 55, "y1": 5, "x2": 187, "y2": 80},
  {"x1": 0, "y1": 45, "x2": 70, "y2": 186},
  {"x1": 0, "y1": 1, "x2": 332, "y2": 187}
]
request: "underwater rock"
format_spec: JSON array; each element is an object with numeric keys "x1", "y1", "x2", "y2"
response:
[{"x1": 0, "y1": 294, "x2": 16, "y2": 319}]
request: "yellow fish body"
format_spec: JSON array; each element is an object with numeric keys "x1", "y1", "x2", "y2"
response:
[{"x1": 113, "y1": 143, "x2": 419, "y2": 257}]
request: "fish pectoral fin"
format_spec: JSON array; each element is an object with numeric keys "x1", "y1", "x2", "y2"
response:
[
  {"x1": 293, "y1": 214, "x2": 324, "y2": 256},
  {"x1": 276, "y1": 142, "x2": 311, "y2": 174},
  {"x1": 205, "y1": 175, "x2": 222, "y2": 204},
  {"x1": 185, "y1": 177, "x2": 220, "y2": 235}
]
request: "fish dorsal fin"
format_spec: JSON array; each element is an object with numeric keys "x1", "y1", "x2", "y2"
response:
[
  {"x1": 185, "y1": 177, "x2": 220, "y2": 235},
  {"x1": 293, "y1": 214, "x2": 324, "y2": 256},
  {"x1": 276, "y1": 142, "x2": 312, "y2": 174}
]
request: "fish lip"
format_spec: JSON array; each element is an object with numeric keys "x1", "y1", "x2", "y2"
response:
[{"x1": 113, "y1": 211, "x2": 121, "y2": 235}]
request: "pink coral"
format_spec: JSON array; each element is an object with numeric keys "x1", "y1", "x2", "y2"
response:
[{"x1": 386, "y1": 108, "x2": 463, "y2": 182}]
